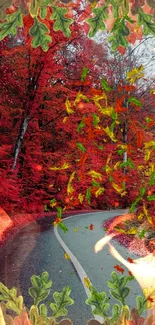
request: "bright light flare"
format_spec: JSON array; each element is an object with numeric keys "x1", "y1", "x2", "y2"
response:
[
  {"x1": 95, "y1": 231, "x2": 155, "y2": 315},
  {"x1": 0, "y1": 207, "x2": 13, "y2": 240}
]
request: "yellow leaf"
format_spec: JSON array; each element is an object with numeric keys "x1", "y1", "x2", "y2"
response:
[
  {"x1": 127, "y1": 226, "x2": 137, "y2": 235},
  {"x1": 84, "y1": 277, "x2": 91, "y2": 289},
  {"x1": 63, "y1": 117, "x2": 68, "y2": 123},
  {"x1": 103, "y1": 126, "x2": 117, "y2": 142},
  {"x1": 138, "y1": 213, "x2": 144, "y2": 221},
  {"x1": 126, "y1": 65, "x2": 144, "y2": 83},
  {"x1": 144, "y1": 141, "x2": 155, "y2": 148},
  {"x1": 74, "y1": 92, "x2": 89, "y2": 106},
  {"x1": 145, "y1": 163, "x2": 154, "y2": 176},
  {"x1": 144, "y1": 149, "x2": 151, "y2": 161},
  {"x1": 65, "y1": 98, "x2": 74, "y2": 114},
  {"x1": 67, "y1": 171, "x2": 76, "y2": 195},
  {"x1": 113, "y1": 161, "x2": 121, "y2": 170},
  {"x1": 105, "y1": 154, "x2": 112, "y2": 174},
  {"x1": 78, "y1": 193, "x2": 84, "y2": 204},
  {"x1": 0, "y1": 306, "x2": 5, "y2": 325},
  {"x1": 143, "y1": 204, "x2": 152, "y2": 225},
  {"x1": 138, "y1": 165, "x2": 144, "y2": 170},
  {"x1": 99, "y1": 106, "x2": 114, "y2": 117},
  {"x1": 95, "y1": 187, "x2": 104, "y2": 197},
  {"x1": 74, "y1": 227, "x2": 78, "y2": 232},
  {"x1": 93, "y1": 94, "x2": 107, "y2": 110},
  {"x1": 112, "y1": 182, "x2": 126, "y2": 195},
  {"x1": 49, "y1": 162, "x2": 70, "y2": 171},
  {"x1": 114, "y1": 227, "x2": 126, "y2": 234},
  {"x1": 143, "y1": 288, "x2": 155, "y2": 308},
  {"x1": 64, "y1": 252, "x2": 70, "y2": 260},
  {"x1": 87, "y1": 170, "x2": 102, "y2": 180}
]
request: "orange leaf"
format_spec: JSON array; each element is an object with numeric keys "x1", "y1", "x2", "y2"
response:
[{"x1": 89, "y1": 223, "x2": 94, "y2": 230}]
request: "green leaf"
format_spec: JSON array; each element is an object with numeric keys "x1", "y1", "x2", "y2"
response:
[
  {"x1": 81, "y1": 67, "x2": 89, "y2": 82},
  {"x1": 77, "y1": 120, "x2": 85, "y2": 132},
  {"x1": 119, "y1": 276, "x2": 129, "y2": 290},
  {"x1": 85, "y1": 286, "x2": 109, "y2": 317},
  {"x1": 92, "y1": 114, "x2": 100, "y2": 127},
  {"x1": 86, "y1": 188, "x2": 91, "y2": 204},
  {"x1": 147, "y1": 195, "x2": 155, "y2": 201},
  {"x1": 136, "y1": 295, "x2": 148, "y2": 315},
  {"x1": 149, "y1": 171, "x2": 155, "y2": 185},
  {"x1": 76, "y1": 142, "x2": 86, "y2": 153},
  {"x1": 50, "y1": 6, "x2": 73, "y2": 37},
  {"x1": 50, "y1": 286, "x2": 74, "y2": 319},
  {"x1": 128, "y1": 96, "x2": 142, "y2": 106},
  {"x1": 0, "y1": 282, "x2": 23, "y2": 315},
  {"x1": 108, "y1": 16, "x2": 131, "y2": 50},
  {"x1": 121, "y1": 287, "x2": 130, "y2": 299},
  {"x1": 0, "y1": 8, "x2": 23, "y2": 41},
  {"x1": 137, "y1": 8, "x2": 155, "y2": 36},
  {"x1": 29, "y1": 18, "x2": 52, "y2": 51},
  {"x1": 29, "y1": 305, "x2": 47, "y2": 325},
  {"x1": 101, "y1": 78, "x2": 112, "y2": 92},
  {"x1": 111, "y1": 304, "x2": 121, "y2": 321},
  {"x1": 58, "y1": 222, "x2": 68, "y2": 234},
  {"x1": 110, "y1": 290, "x2": 121, "y2": 301},
  {"x1": 138, "y1": 229, "x2": 146, "y2": 239},
  {"x1": 86, "y1": 6, "x2": 108, "y2": 37},
  {"x1": 57, "y1": 206, "x2": 62, "y2": 218},
  {"x1": 29, "y1": 272, "x2": 52, "y2": 306},
  {"x1": 39, "y1": 303, "x2": 48, "y2": 318},
  {"x1": 140, "y1": 187, "x2": 146, "y2": 196}
]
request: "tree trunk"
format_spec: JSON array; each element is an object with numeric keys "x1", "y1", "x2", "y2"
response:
[{"x1": 11, "y1": 115, "x2": 30, "y2": 170}]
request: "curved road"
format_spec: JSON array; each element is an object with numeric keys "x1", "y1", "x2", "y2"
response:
[{"x1": 0, "y1": 210, "x2": 145, "y2": 324}]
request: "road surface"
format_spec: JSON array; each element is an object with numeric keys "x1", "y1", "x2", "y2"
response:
[{"x1": 0, "y1": 210, "x2": 145, "y2": 324}]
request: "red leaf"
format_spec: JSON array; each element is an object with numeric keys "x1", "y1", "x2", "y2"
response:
[{"x1": 114, "y1": 265, "x2": 124, "y2": 274}]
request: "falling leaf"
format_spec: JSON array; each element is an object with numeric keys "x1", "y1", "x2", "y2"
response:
[
  {"x1": 126, "y1": 65, "x2": 144, "y2": 83},
  {"x1": 67, "y1": 171, "x2": 76, "y2": 195},
  {"x1": 49, "y1": 162, "x2": 70, "y2": 170},
  {"x1": 65, "y1": 98, "x2": 74, "y2": 114},
  {"x1": 87, "y1": 170, "x2": 102, "y2": 180},
  {"x1": 78, "y1": 193, "x2": 84, "y2": 203},
  {"x1": 89, "y1": 223, "x2": 94, "y2": 230},
  {"x1": 84, "y1": 277, "x2": 91, "y2": 288},
  {"x1": 95, "y1": 187, "x2": 104, "y2": 197},
  {"x1": 64, "y1": 252, "x2": 70, "y2": 260},
  {"x1": 74, "y1": 92, "x2": 89, "y2": 106},
  {"x1": 74, "y1": 227, "x2": 78, "y2": 232},
  {"x1": 93, "y1": 94, "x2": 107, "y2": 110},
  {"x1": 127, "y1": 257, "x2": 134, "y2": 263},
  {"x1": 103, "y1": 126, "x2": 117, "y2": 142},
  {"x1": 114, "y1": 265, "x2": 124, "y2": 274}
]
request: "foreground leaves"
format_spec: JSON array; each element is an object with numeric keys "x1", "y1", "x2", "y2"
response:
[
  {"x1": 50, "y1": 287, "x2": 74, "y2": 318},
  {"x1": 29, "y1": 18, "x2": 52, "y2": 51},
  {"x1": 50, "y1": 6, "x2": 73, "y2": 37},
  {"x1": 0, "y1": 8, "x2": 23, "y2": 41}
]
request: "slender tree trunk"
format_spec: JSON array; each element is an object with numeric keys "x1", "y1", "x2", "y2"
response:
[{"x1": 11, "y1": 115, "x2": 30, "y2": 170}]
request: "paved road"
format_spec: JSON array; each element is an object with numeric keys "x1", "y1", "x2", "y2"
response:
[{"x1": 0, "y1": 210, "x2": 145, "y2": 324}]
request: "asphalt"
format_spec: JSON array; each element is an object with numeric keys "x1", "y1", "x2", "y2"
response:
[{"x1": 0, "y1": 210, "x2": 147, "y2": 324}]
